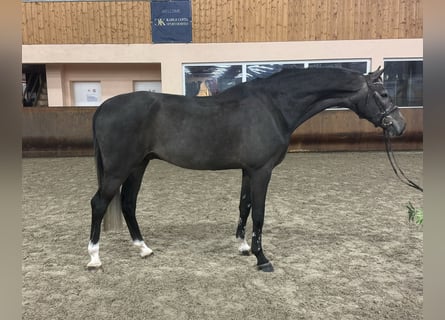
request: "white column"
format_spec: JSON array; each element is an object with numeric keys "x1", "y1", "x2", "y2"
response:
[
  {"x1": 160, "y1": 61, "x2": 183, "y2": 95},
  {"x1": 46, "y1": 64, "x2": 64, "y2": 106}
]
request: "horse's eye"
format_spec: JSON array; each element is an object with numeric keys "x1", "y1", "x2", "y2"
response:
[{"x1": 380, "y1": 92, "x2": 388, "y2": 98}]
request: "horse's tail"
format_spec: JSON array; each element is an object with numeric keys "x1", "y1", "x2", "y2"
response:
[{"x1": 93, "y1": 112, "x2": 123, "y2": 231}]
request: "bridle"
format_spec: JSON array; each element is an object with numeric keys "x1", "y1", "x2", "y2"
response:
[
  {"x1": 365, "y1": 81, "x2": 423, "y2": 192},
  {"x1": 363, "y1": 81, "x2": 400, "y2": 128},
  {"x1": 374, "y1": 91, "x2": 400, "y2": 128}
]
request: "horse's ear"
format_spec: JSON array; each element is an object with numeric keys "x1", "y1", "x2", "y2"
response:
[{"x1": 367, "y1": 67, "x2": 384, "y2": 83}]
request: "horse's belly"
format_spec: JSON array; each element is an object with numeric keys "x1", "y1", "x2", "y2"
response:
[
  {"x1": 150, "y1": 113, "x2": 287, "y2": 170},
  {"x1": 154, "y1": 145, "x2": 242, "y2": 171}
]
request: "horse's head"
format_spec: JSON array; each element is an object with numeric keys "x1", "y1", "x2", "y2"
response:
[{"x1": 355, "y1": 68, "x2": 406, "y2": 137}]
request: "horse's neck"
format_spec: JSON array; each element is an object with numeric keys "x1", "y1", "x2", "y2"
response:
[
  {"x1": 294, "y1": 97, "x2": 353, "y2": 129},
  {"x1": 272, "y1": 87, "x2": 357, "y2": 133},
  {"x1": 253, "y1": 70, "x2": 365, "y2": 133}
]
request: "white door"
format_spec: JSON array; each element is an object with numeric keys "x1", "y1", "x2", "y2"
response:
[{"x1": 133, "y1": 81, "x2": 162, "y2": 93}]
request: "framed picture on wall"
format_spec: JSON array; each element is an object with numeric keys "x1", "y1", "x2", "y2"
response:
[{"x1": 72, "y1": 81, "x2": 102, "y2": 107}]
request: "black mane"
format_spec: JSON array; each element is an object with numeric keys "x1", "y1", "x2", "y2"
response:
[
  {"x1": 219, "y1": 67, "x2": 365, "y2": 99},
  {"x1": 263, "y1": 67, "x2": 365, "y2": 92}
]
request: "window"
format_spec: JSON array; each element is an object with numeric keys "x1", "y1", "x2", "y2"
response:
[
  {"x1": 383, "y1": 59, "x2": 423, "y2": 107},
  {"x1": 308, "y1": 61, "x2": 368, "y2": 74},
  {"x1": 246, "y1": 63, "x2": 304, "y2": 80},
  {"x1": 184, "y1": 65, "x2": 242, "y2": 96},
  {"x1": 72, "y1": 81, "x2": 101, "y2": 107},
  {"x1": 183, "y1": 59, "x2": 370, "y2": 96},
  {"x1": 134, "y1": 81, "x2": 162, "y2": 93}
]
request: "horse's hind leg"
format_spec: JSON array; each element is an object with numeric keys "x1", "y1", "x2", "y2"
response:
[
  {"x1": 236, "y1": 169, "x2": 251, "y2": 255},
  {"x1": 121, "y1": 160, "x2": 153, "y2": 258},
  {"x1": 88, "y1": 177, "x2": 122, "y2": 269}
]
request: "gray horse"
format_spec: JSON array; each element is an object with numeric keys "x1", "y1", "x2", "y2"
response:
[{"x1": 87, "y1": 67, "x2": 405, "y2": 272}]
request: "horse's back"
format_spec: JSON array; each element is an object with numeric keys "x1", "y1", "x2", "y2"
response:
[{"x1": 95, "y1": 91, "x2": 158, "y2": 118}]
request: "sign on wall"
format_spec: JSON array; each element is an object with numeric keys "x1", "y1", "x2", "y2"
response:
[
  {"x1": 72, "y1": 82, "x2": 102, "y2": 107},
  {"x1": 151, "y1": 0, "x2": 192, "y2": 43}
]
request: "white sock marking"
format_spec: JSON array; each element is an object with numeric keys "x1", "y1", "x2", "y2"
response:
[
  {"x1": 238, "y1": 238, "x2": 251, "y2": 253},
  {"x1": 87, "y1": 241, "x2": 102, "y2": 268},
  {"x1": 133, "y1": 240, "x2": 153, "y2": 257}
]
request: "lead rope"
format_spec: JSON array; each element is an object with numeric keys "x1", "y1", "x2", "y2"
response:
[{"x1": 384, "y1": 130, "x2": 423, "y2": 192}]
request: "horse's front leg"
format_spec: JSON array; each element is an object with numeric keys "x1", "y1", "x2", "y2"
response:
[
  {"x1": 236, "y1": 169, "x2": 251, "y2": 255},
  {"x1": 250, "y1": 168, "x2": 274, "y2": 272}
]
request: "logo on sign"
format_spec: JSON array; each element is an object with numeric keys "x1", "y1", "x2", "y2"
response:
[{"x1": 151, "y1": 0, "x2": 192, "y2": 43}]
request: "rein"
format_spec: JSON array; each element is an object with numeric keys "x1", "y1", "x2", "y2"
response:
[
  {"x1": 365, "y1": 80, "x2": 423, "y2": 192},
  {"x1": 383, "y1": 130, "x2": 423, "y2": 192}
]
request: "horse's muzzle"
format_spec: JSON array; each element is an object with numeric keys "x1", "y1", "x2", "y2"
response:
[{"x1": 384, "y1": 115, "x2": 406, "y2": 136}]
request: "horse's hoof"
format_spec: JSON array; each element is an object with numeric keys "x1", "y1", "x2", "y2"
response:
[
  {"x1": 257, "y1": 262, "x2": 274, "y2": 272},
  {"x1": 141, "y1": 250, "x2": 153, "y2": 258},
  {"x1": 134, "y1": 241, "x2": 153, "y2": 258},
  {"x1": 86, "y1": 265, "x2": 104, "y2": 272},
  {"x1": 239, "y1": 250, "x2": 251, "y2": 256}
]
